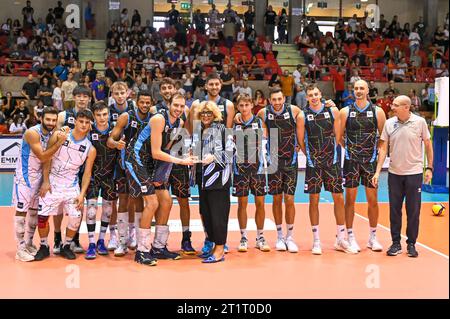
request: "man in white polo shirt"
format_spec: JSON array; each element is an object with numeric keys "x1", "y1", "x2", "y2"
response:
[{"x1": 372, "y1": 95, "x2": 433, "y2": 258}]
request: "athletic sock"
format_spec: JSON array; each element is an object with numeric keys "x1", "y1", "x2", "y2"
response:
[
  {"x1": 99, "y1": 222, "x2": 108, "y2": 241},
  {"x1": 257, "y1": 229, "x2": 264, "y2": 240},
  {"x1": 347, "y1": 228, "x2": 354, "y2": 239},
  {"x1": 40, "y1": 238, "x2": 48, "y2": 247},
  {"x1": 14, "y1": 216, "x2": 26, "y2": 248},
  {"x1": 182, "y1": 226, "x2": 189, "y2": 233},
  {"x1": 286, "y1": 224, "x2": 294, "y2": 239},
  {"x1": 65, "y1": 236, "x2": 73, "y2": 246},
  {"x1": 26, "y1": 209, "x2": 38, "y2": 246},
  {"x1": 137, "y1": 228, "x2": 151, "y2": 252},
  {"x1": 370, "y1": 227, "x2": 377, "y2": 239},
  {"x1": 337, "y1": 225, "x2": 346, "y2": 240},
  {"x1": 109, "y1": 224, "x2": 117, "y2": 237},
  {"x1": 312, "y1": 225, "x2": 320, "y2": 242},
  {"x1": 240, "y1": 229, "x2": 247, "y2": 240},
  {"x1": 128, "y1": 222, "x2": 136, "y2": 236},
  {"x1": 276, "y1": 225, "x2": 283, "y2": 239}
]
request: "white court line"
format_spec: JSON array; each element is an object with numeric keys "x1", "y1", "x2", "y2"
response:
[{"x1": 355, "y1": 213, "x2": 449, "y2": 260}]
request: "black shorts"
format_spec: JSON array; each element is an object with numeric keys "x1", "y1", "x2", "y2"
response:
[
  {"x1": 343, "y1": 159, "x2": 376, "y2": 188},
  {"x1": 268, "y1": 165, "x2": 298, "y2": 195},
  {"x1": 114, "y1": 163, "x2": 129, "y2": 194},
  {"x1": 169, "y1": 165, "x2": 191, "y2": 198},
  {"x1": 232, "y1": 172, "x2": 267, "y2": 197},
  {"x1": 304, "y1": 164, "x2": 343, "y2": 194},
  {"x1": 86, "y1": 177, "x2": 117, "y2": 201},
  {"x1": 124, "y1": 160, "x2": 155, "y2": 198}
]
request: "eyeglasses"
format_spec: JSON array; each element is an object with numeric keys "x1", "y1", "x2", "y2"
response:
[{"x1": 200, "y1": 111, "x2": 213, "y2": 117}]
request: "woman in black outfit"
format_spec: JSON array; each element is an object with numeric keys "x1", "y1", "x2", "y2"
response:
[{"x1": 193, "y1": 101, "x2": 234, "y2": 263}]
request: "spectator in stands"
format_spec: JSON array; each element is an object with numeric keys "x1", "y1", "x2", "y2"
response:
[
  {"x1": 36, "y1": 60, "x2": 52, "y2": 85},
  {"x1": 9, "y1": 115, "x2": 27, "y2": 134},
  {"x1": 3, "y1": 60, "x2": 15, "y2": 75},
  {"x1": 193, "y1": 70, "x2": 207, "y2": 100},
  {"x1": 253, "y1": 90, "x2": 267, "y2": 115},
  {"x1": 409, "y1": 27, "x2": 421, "y2": 56},
  {"x1": 277, "y1": 8, "x2": 288, "y2": 44},
  {"x1": 168, "y1": 4, "x2": 180, "y2": 27},
  {"x1": 51, "y1": 79, "x2": 62, "y2": 111},
  {"x1": 45, "y1": 8, "x2": 55, "y2": 29},
  {"x1": 105, "y1": 61, "x2": 120, "y2": 83},
  {"x1": 238, "y1": 79, "x2": 252, "y2": 97},
  {"x1": 53, "y1": 1, "x2": 64, "y2": 27},
  {"x1": 294, "y1": 84, "x2": 307, "y2": 110},
  {"x1": 174, "y1": 19, "x2": 188, "y2": 47},
  {"x1": 384, "y1": 80, "x2": 400, "y2": 96},
  {"x1": 69, "y1": 60, "x2": 82, "y2": 83},
  {"x1": 131, "y1": 9, "x2": 141, "y2": 27},
  {"x1": 293, "y1": 64, "x2": 303, "y2": 85},
  {"x1": 268, "y1": 73, "x2": 281, "y2": 89},
  {"x1": 38, "y1": 77, "x2": 53, "y2": 106},
  {"x1": 434, "y1": 26, "x2": 448, "y2": 53},
  {"x1": 210, "y1": 46, "x2": 225, "y2": 71},
  {"x1": 247, "y1": 29, "x2": 257, "y2": 48},
  {"x1": 91, "y1": 73, "x2": 106, "y2": 103},
  {"x1": 220, "y1": 64, "x2": 235, "y2": 101},
  {"x1": 61, "y1": 72, "x2": 77, "y2": 109},
  {"x1": 132, "y1": 75, "x2": 148, "y2": 96},
  {"x1": 413, "y1": 16, "x2": 427, "y2": 40},
  {"x1": 264, "y1": 5, "x2": 277, "y2": 42},
  {"x1": 341, "y1": 83, "x2": 355, "y2": 107},
  {"x1": 120, "y1": 8, "x2": 129, "y2": 25},
  {"x1": 223, "y1": 16, "x2": 236, "y2": 49},
  {"x1": 409, "y1": 89, "x2": 421, "y2": 113},
  {"x1": 280, "y1": 70, "x2": 295, "y2": 104},
  {"x1": 185, "y1": 90, "x2": 194, "y2": 109},
  {"x1": 349, "y1": 69, "x2": 361, "y2": 84},
  {"x1": 21, "y1": 74, "x2": 39, "y2": 102},
  {"x1": 193, "y1": 9, "x2": 206, "y2": 34},
  {"x1": 435, "y1": 62, "x2": 449, "y2": 77},
  {"x1": 83, "y1": 60, "x2": 97, "y2": 82},
  {"x1": 34, "y1": 99, "x2": 45, "y2": 121},
  {"x1": 53, "y1": 58, "x2": 69, "y2": 82},
  {"x1": 308, "y1": 52, "x2": 321, "y2": 81},
  {"x1": 12, "y1": 19, "x2": 21, "y2": 36},
  {"x1": 377, "y1": 90, "x2": 393, "y2": 118},
  {"x1": 182, "y1": 66, "x2": 194, "y2": 94},
  {"x1": 22, "y1": 1, "x2": 35, "y2": 30},
  {"x1": 1, "y1": 92, "x2": 14, "y2": 122},
  {"x1": 348, "y1": 14, "x2": 358, "y2": 33},
  {"x1": 244, "y1": 6, "x2": 255, "y2": 31},
  {"x1": 1, "y1": 18, "x2": 12, "y2": 35},
  {"x1": 368, "y1": 80, "x2": 379, "y2": 104},
  {"x1": 10, "y1": 100, "x2": 30, "y2": 123},
  {"x1": 410, "y1": 51, "x2": 423, "y2": 69},
  {"x1": 335, "y1": 18, "x2": 346, "y2": 41}
]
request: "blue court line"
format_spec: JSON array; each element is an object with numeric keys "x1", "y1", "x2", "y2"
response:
[{"x1": 1, "y1": 171, "x2": 447, "y2": 207}]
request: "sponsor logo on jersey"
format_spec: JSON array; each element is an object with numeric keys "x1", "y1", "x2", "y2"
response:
[
  {"x1": 283, "y1": 112, "x2": 290, "y2": 119},
  {"x1": 131, "y1": 121, "x2": 137, "y2": 128},
  {"x1": 324, "y1": 112, "x2": 330, "y2": 119},
  {"x1": 67, "y1": 117, "x2": 75, "y2": 124},
  {"x1": 252, "y1": 123, "x2": 259, "y2": 130},
  {"x1": 367, "y1": 111, "x2": 374, "y2": 117},
  {"x1": 79, "y1": 145, "x2": 86, "y2": 152},
  {"x1": 307, "y1": 114, "x2": 314, "y2": 121},
  {"x1": 92, "y1": 134, "x2": 99, "y2": 140}
]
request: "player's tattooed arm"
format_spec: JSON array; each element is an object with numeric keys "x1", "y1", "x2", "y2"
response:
[
  {"x1": 75, "y1": 146, "x2": 97, "y2": 211},
  {"x1": 25, "y1": 129, "x2": 67, "y2": 163},
  {"x1": 107, "y1": 112, "x2": 128, "y2": 150}
]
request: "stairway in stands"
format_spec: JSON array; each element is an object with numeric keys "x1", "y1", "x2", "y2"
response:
[
  {"x1": 78, "y1": 39, "x2": 106, "y2": 73},
  {"x1": 273, "y1": 44, "x2": 306, "y2": 73}
]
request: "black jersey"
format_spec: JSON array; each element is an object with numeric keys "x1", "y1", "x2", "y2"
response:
[
  {"x1": 89, "y1": 122, "x2": 117, "y2": 180},
  {"x1": 265, "y1": 104, "x2": 298, "y2": 167},
  {"x1": 304, "y1": 104, "x2": 338, "y2": 168},
  {"x1": 233, "y1": 115, "x2": 264, "y2": 175},
  {"x1": 109, "y1": 99, "x2": 134, "y2": 127},
  {"x1": 345, "y1": 102, "x2": 378, "y2": 163}
]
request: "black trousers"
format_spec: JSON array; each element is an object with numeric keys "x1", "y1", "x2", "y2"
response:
[
  {"x1": 388, "y1": 173, "x2": 423, "y2": 245},
  {"x1": 199, "y1": 188, "x2": 231, "y2": 246}
]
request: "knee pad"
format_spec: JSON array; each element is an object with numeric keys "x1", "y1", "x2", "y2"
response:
[
  {"x1": 67, "y1": 216, "x2": 82, "y2": 231},
  {"x1": 37, "y1": 215, "x2": 49, "y2": 229},
  {"x1": 87, "y1": 199, "x2": 98, "y2": 222}
]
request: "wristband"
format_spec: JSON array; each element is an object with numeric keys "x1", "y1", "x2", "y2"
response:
[{"x1": 425, "y1": 167, "x2": 433, "y2": 172}]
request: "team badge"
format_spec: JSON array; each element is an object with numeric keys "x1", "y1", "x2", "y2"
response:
[
  {"x1": 252, "y1": 123, "x2": 259, "y2": 129},
  {"x1": 112, "y1": 114, "x2": 118, "y2": 120},
  {"x1": 283, "y1": 112, "x2": 290, "y2": 119},
  {"x1": 324, "y1": 112, "x2": 330, "y2": 119},
  {"x1": 367, "y1": 111, "x2": 373, "y2": 117},
  {"x1": 131, "y1": 121, "x2": 137, "y2": 128},
  {"x1": 68, "y1": 117, "x2": 75, "y2": 124},
  {"x1": 268, "y1": 114, "x2": 274, "y2": 120},
  {"x1": 307, "y1": 114, "x2": 314, "y2": 121},
  {"x1": 92, "y1": 134, "x2": 99, "y2": 140},
  {"x1": 350, "y1": 112, "x2": 356, "y2": 118}
]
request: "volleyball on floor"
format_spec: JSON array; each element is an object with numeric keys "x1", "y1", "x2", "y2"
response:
[{"x1": 432, "y1": 203, "x2": 446, "y2": 216}]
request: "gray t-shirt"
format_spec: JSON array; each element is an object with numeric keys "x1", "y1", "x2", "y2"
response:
[{"x1": 380, "y1": 113, "x2": 431, "y2": 175}]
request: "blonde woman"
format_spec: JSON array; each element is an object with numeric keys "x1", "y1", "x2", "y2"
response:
[{"x1": 193, "y1": 101, "x2": 234, "y2": 263}]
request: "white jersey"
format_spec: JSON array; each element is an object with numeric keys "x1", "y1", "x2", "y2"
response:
[
  {"x1": 14, "y1": 124, "x2": 51, "y2": 187},
  {"x1": 49, "y1": 131, "x2": 92, "y2": 188}
]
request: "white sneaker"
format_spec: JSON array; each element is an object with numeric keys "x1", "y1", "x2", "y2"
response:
[
  {"x1": 275, "y1": 237, "x2": 287, "y2": 251},
  {"x1": 25, "y1": 244, "x2": 38, "y2": 256},
  {"x1": 16, "y1": 247, "x2": 34, "y2": 262},
  {"x1": 107, "y1": 235, "x2": 118, "y2": 251},
  {"x1": 255, "y1": 237, "x2": 271, "y2": 252},
  {"x1": 312, "y1": 240, "x2": 322, "y2": 255},
  {"x1": 285, "y1": 237, "x2": 299, "y2": 253},
  {"x1": 114, "y1": 244, "x2": 128, "y2": 257},
  {"x1": 367, "y1": 236, "x2": 383, "y2": 252},
  {"x1": 348, "y1": 236, "x2": 361, "y2": 252},
  {"x1": 335, "y1": 238, "x2": 358, "y2": 254},
  {"x1": 238, "y1": 237, "x2": 248, "y2": 252},
  {"x1": 128, "y1": 229, "x2": 137, "y2": 250}
]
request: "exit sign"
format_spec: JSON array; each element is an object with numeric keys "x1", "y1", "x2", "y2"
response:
[{"x1": 181, "y1": 2, "x2": 191, "y2": 10}]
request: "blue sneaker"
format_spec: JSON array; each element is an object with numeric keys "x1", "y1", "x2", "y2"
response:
[
  {"x1": 202, "y1": 254, "x2": 225, "y2": 263},
  {"x1": 97, "y1": 239, "x2": 109, "y2": 255},
  {"x1": 181, "y1": 240, "x2": 196, "y2": 255},
  {"x1": 201, "y1": 239, "x2": 214, "y2": 255},
  {"x1": 150, "y1": 246, "x2": 181, "y2": 260},
  {"x1": 224, "y1": 244, "x2": 229, "y2": 254},
  {"x1": 85, "y1": 243, "x2": 96, "y2": 260}
]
